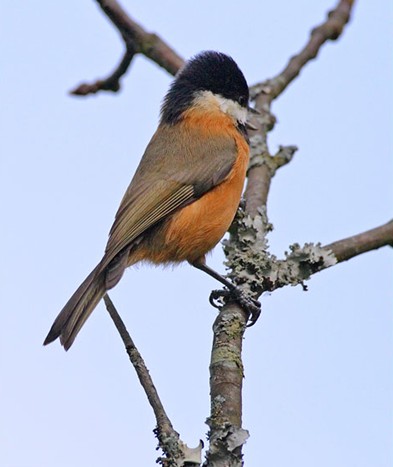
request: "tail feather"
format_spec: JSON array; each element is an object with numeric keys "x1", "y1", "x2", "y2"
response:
[
  {"x1": 61, "y1": 277, "x2": 106, "y2": 350},
  {"x1": 44, "y1": 265, "x2": 106, "y2": 350},
  {"x1": 105, "y1": 247, "x2": 130, "y2": 289}
]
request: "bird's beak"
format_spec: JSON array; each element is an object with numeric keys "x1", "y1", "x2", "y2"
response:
[
  {"x1": 245, "y1": 106, "x2": 260, "y2": 131},
  {"x1": 245, "y1": 106, "x2": 261, "y2": 131},
  {"x1": 245, "y1": 121, "x2": 258, "y2": 131},
  {"x1": 247, "y1": 106, "x2": 260, "y2": 115}
]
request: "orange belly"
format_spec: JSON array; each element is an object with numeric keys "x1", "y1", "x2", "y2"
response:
[
  {"x1": 163, "y1": 147, "x2": 248, "y2": 261},
  {"x1": 133, "y1": 133, "x2": 249, "y2": 264}
]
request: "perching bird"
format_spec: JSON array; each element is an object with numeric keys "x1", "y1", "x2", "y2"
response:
[{"x1": 44, "y1": 51, "x2": 260, "y2": 350}]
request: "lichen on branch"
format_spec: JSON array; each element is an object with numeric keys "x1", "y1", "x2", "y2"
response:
[{"x1": 223, "y1": 207, "x2": 337, "y2": 298}]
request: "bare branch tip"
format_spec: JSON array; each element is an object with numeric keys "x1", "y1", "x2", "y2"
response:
[{"x1": 69, "y1": 78, "x2": 122, "y2": 97}]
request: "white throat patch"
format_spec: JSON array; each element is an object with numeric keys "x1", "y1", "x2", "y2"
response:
[{"x1": 194, "y1": 90, "x2": 247, "y2": 124}]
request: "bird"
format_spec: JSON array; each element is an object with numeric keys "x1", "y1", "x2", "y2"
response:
[{"x1": 44, "y1": 50, "x2": 260, "y2": 351}]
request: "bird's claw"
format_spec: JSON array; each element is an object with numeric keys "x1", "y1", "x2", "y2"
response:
[
  {"x1": 209, "y1": 288, "x2": 261, "y2": 326},
  {"x1": 209, "y1": 289, "x2": 231, "y2": 309}
]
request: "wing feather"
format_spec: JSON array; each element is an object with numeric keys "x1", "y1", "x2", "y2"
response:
[
  {"x1": 106, "y1": 183, "x2": 193, "y2": 260},
  {"x1": 101, "y1": 122, "x2": 238, "y2": 270}
]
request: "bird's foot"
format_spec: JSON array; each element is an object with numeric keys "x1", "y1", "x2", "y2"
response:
[{"x1": 209, "y1": 287, "x2": 261, "y2": 326}]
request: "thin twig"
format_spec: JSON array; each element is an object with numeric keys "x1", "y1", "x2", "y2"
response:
[
  {"x1": 250, "y1": 0, "x2": 355, "y2": 103},
  {"x1": 71, "y1": 46, "x2": 136, "y2": 95},
  {"x1": 103, "y1": 294, "x2": 187, "y2": 465},
  {"x1": 70, "y1": 0, "x2": 183, "y2": 96},
  {"x1": 96, "y1": 0, "x2": 184, "y2": 74},
  {"x1": 245, "y1": 0, "x2": 355, "y2": 216},
  {"x1": 324, "y1": 219, "x2": 393, "y2": 263},
  {"x1": 269, "y1": 219, "x2": 393, "y2": 294}
]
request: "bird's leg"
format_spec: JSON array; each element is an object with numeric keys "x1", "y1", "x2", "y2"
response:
[
  {"x1": 190, "y1": 257, "x2": 261, "y2": 326},
  {"x1": 191, "y1": 258, "x2": 236, "y2": 291}
]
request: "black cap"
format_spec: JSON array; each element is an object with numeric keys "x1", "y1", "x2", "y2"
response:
[{"x1": 161, "y1": 51, "x2": 249, "y2": 125}]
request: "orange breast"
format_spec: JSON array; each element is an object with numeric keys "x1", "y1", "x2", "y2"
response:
[
  {"x1": 138, "y1": 113, "x2": 249, "y2": 264},
  {"x1": 164, "y1": 139, "x2": 248, "y2": 262}
]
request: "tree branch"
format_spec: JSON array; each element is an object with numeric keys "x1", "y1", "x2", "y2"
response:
[
  {"x1": 324, "y1": 219, "x2": 393, "y2": 263},
  {"x1": 229, "y1": 0, "x2": 357, "y2": 282},
  {"x1": 244, "y1": 0, "x2": 355, "y2": 218},
  {"x1": 218, "y1": 4, "x2": 357, "y2": 461},
  {"x1": 71, "y1": 46, "x2": 136, "y2": 96},
  {"x1": 225, "y1": 216, "x2": 393, "y2": 298},
  {"x1": 70, "y1": 0, "x2": 183, "y2": 96},
  {"x1": 204, "y1": 304, "x2": 249, "y2": 467},
  {"x1": 103, "y1": 294, "x2": 201, "y2": 466},
  {"x1": 250, "y1": 0, "x2": 354, "y2": 103}
]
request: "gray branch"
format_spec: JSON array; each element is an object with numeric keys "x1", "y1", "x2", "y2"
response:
[
  {"x1": 103, "y1": 294, "x2": 202, "y2": 466},
  {"x1": 70, "y1": 0, "x2": 183, "y2": 96}
]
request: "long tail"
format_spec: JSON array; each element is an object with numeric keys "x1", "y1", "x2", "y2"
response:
[{"x1": 43, "y1": 264, "x2": 106, "y2": 351}]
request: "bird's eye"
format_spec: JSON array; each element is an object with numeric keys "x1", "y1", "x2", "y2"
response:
[{"x1": 238, "y1": 96, "x2": 247, "y2": 107}]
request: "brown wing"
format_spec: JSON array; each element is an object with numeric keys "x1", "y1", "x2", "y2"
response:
[{"x1": 101, "y1": 123, "x2": 238, "y2": 270}]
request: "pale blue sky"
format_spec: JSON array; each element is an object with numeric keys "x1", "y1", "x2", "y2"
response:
[{"x1": 1, "y1": 1, "x2": 392, "y2": 466}]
